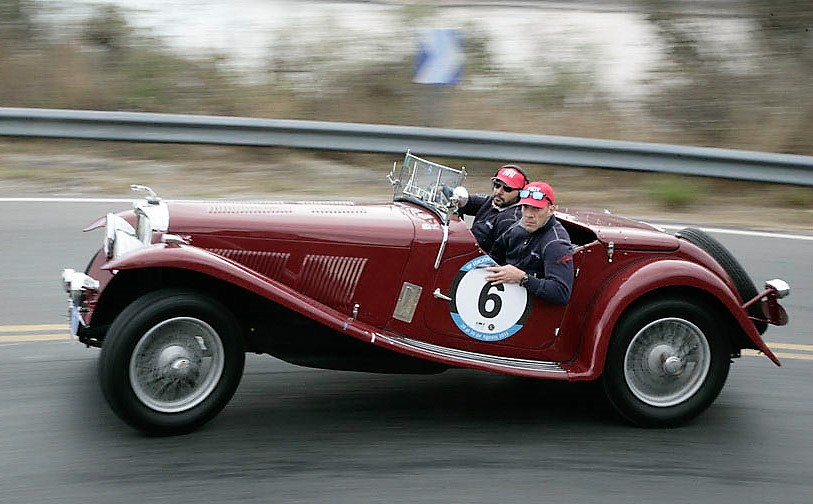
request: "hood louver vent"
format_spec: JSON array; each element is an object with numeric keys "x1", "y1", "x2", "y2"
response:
[
  {"x1": 206, "y1": 201, "x2": 357, "y2": 214},
  {"x1": 310, "y1": 207, "x2": 367, "y2": 215},
  {"x1": 207, "y1": 203, "x2": 294, "y2": 214}
]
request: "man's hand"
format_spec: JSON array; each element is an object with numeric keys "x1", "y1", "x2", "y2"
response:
[{"x1": 484, "y1": 264, "x2": 525, "y2": 285}]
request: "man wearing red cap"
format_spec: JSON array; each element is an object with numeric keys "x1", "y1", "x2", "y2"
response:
[
  {"x1": 458, "y1": 164, "x2": 529, "y2": 254},
  {"x1": 486, "y1": 181, "x2": 574, "y2": 305}
]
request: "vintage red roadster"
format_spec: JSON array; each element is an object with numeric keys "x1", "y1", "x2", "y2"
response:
[{"x1": 62, "y1": 153, "x2": 790, "y2": 434}]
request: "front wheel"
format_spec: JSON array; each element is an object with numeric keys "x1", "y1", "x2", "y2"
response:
[
  {"x1": 99, "y1": 289, "x2": 245, "y2": 435},
  {"x1": 602, "y1": 298, "x2": 731, "y2": 427}
]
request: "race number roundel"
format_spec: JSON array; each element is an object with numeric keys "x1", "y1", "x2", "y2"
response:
[{"x1": 449, "y1": 256, "x2": 532, "y2": 341}]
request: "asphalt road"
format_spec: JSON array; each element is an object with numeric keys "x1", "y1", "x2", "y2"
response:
[{"x1": 1, "y1": 200, "x2": 811, "y2": 504}]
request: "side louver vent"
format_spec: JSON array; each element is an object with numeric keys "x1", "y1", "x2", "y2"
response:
[
  {"x1": 299, "y1": 255, "x2": 368, "y2": 310},
  {"x1": 208, "y1": 249, "x2": 290, "y2": 280}
]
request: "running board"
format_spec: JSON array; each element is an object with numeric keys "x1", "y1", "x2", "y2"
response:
[{"x1": 376, "y1": 334, "x2": 567, "y2": 374}]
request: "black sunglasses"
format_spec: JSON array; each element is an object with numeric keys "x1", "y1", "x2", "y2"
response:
[{"x1": 492, "y1": 181, "x2": 518, "y2": 193}]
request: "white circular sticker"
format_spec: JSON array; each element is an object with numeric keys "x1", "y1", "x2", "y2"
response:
[{"x1": 449, "y1": 256, "x2": 531, "y2": 341}]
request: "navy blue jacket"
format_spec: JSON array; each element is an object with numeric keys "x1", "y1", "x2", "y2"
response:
[
  {"x1": 489, "y1": 216, "x2": 574, "y2": 305},
  {"x1": 462, "y1": 194, "x2": 523, "y2": 254}
]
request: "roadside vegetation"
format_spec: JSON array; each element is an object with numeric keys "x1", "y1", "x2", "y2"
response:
[{"x1": 0, "y1": 0, "x2": 811, "y2": 226}]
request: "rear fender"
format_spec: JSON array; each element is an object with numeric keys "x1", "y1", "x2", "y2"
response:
[
  {"x1": 565, "y1": 259, "x2": 779, "y2": 380},
  {"x1": 103, "y1": 244, "x2": 382, "y2": 345}
]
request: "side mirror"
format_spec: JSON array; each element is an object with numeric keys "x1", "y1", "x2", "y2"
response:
[
  {"x1": 444, "y1": 186, "x2": 469, "y2": 222},
  {"x1": 451, "y1": 186, "x2": 469, "y2": 208}
]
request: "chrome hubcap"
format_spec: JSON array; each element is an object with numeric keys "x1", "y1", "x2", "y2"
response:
[
  {"x1": 158, "y1": 345, "x2": 194, "y2": 372},
  {"x1": 646, "y1": 344, "x2": 685, "y2": 376},
  {"x1": 624, "y1": 317, "x2": 711, "y2": 407},
  {"x1": 129, "y1": 317, "x2": 225, "y2": 413}
]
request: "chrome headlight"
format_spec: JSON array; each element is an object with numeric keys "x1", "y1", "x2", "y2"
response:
[
  {"x1": 102, "y1": 187, "x2": 170, "y2": 260},
  {"x1": 104, "y1": 213, "x2": 142, "y2": 260}
]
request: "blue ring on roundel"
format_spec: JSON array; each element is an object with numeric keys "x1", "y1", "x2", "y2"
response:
[{"x1": 448, "y1": 256, "x2": 532, "y2": 342}]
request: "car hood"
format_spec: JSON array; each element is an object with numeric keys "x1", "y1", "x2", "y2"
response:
[
  {"x1": 558, "y1": 208, "x2": 679, "y2": 251},
  {"x1": 165, "y1": 200, "x2": 417, "y2": 248}
]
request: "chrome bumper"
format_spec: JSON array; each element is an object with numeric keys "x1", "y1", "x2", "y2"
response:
[{"x1": 61, "y1": 269, "x2": 100, "y2": 337}]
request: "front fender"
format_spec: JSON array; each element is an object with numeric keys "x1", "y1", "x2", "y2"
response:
[
  {"x1": 565, "y1": 258, "x2": 779, "y2": 380},
  {"x1": 103, "y1": 244, "x2": 382, "y2": 346}
]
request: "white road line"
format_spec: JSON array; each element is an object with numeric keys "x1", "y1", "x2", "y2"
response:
[
  {"x1": 0, "y1": 197, "x2": 133, "y2": 203},
  {"x1": 658, "y1": 224, "x2": 813, "y2": 242}
]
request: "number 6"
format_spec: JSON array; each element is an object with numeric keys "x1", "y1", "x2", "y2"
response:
[{"x1": 478, "y1": 283, "x2": 504, "y2": 318}]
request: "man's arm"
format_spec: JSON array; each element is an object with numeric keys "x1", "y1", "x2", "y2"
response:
[
  {"x1": 461, "y1": 194, "x2": 490, "y2": 216},
  {"x1": 523, "y1": 240, "x2": 574, "y2": 305},
  {"x1": 492, "y1": 206, "x2": 522, "y2": 243},
  {"x1": 488, "y1": 228, "x2": 510, "y2": 265}
]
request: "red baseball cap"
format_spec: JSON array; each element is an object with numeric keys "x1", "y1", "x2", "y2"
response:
[
  {"x1": 491, "y1": 165, "x2": 527, "y2": 190},
  {"x1": 519, "y1": 181, "x2": 555, "y2": 208}
]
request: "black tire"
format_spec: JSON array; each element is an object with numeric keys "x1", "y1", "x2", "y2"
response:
[
  {"x1": 676, "y1": 227, "x2": 766, "y2": 334},
  {"x1": 98, "y1": 289, "x2": 245, "y2": 435},
  {"x1": 602, "y1": 298, "x2": 731, "y2": 427}
]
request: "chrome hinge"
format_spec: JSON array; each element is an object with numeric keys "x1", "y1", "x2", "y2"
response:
[{"x1": 607, "y1": 241, "x2": 614, "y2": 263}]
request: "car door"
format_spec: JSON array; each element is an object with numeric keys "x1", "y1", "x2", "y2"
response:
[{"x1": 423, "y1": 251, "x2": 569, "y2": 353}]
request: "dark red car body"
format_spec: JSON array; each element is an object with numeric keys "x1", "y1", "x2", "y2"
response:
[{"x1": 62, "y1": 154, "x2": 789, "y2": 434}]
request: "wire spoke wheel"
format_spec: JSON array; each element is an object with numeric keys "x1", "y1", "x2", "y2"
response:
[
  {"x1": 99, "y1": 289, "x2": 244, "y2": 435},
  {"x1": 129, "y1": 317, "x2": 225, "y2": 413},
  {"x1": 623, "y1": 317, "x2": 711, "y2": 408},
  {"x1": 603, "y1": 298, "x2": 730, "y2": 427}
]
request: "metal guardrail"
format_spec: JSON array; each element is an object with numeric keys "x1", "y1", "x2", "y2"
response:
[{"x1": 1, "y1": 107, "x2": 812, "y2": 186}]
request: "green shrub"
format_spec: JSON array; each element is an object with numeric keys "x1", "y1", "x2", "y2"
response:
[{"x1": 647, "y1": 176, "x2": 704, "y2": 209}]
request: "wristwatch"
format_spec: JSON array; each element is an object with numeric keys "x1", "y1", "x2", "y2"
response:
[{"x1": 519, "y1": 273, "x2": 529, "y2": 288}]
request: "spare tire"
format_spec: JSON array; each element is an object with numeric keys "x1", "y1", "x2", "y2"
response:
[{"x1": 675, "y1": 228, "x2": 767, "y2": 334}]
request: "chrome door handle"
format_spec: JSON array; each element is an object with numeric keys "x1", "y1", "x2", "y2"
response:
[{"x1": 432, "y1": 288, "x2": 452, "y2": 301}]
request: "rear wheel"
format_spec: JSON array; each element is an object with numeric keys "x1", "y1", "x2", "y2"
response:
[
  {"x1": 99, "y1": 289, "x2": 245, "y2": 435},
  {"x1": 602, "y1": 298, "x2": 730, "y2": 427}
]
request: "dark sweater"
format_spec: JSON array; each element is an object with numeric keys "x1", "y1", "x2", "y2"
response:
[
  {"x1": 462, "y1": 194, "x2": 523, "y2": 254},
  {"x1": 490, "y1": 216, "x2": 574, "y2": 305}
]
